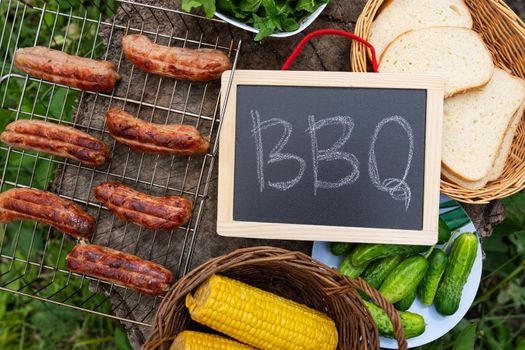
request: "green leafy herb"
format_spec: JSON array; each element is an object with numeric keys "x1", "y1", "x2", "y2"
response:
[
  {"x1": 453, "y1": 322, "x2": 477, "y2": 350},
  {"x1": 182, "y1": 0, "x2": 216, "y2": 17},
  {"x1": 181, "y1": 0, "x2": 329, "y2": 40}
]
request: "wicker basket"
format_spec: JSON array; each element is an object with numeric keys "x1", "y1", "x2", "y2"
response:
[
  {"x1": 143, "y1": 246, "x2": 407, "y2": 350},
  {"x1": 350, "y1": 0, "x2": 525, "y2": 204}
]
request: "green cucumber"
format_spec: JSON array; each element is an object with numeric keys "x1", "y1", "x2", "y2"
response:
[
  {"x1": 352, "y1": 244, "x2": 429, "y2": 266},
  {"x1": 362, "y1": 255, "x2": 405, "y2": 289},
  {"x1": 395, "y1": 288, "x2": 417, "y2": 311},
  {"x1": 338, "y1": 249, "x2": 368, "y2": 279},
  {"x1": 330, "y1": 242, "x2": 353, "y2": 256},
  {"x1": 363, "y1": 300, "x2": 426, "y2": 339},
  {"x1": 438, "y1": 218, "x2": 451, "y2": 244},
  {"x1": 435, "y1": 233, "x2": 478, "y2": 315},
  {"x1": 418, "y1": 248, "x2": 448, "y2": 305},
  {"x1": 379, "y1": 255, "x2": 429, "y2": 303}
]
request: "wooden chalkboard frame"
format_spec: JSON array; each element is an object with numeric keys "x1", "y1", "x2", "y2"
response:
[{"x1": 218, "y1": 70, "x2": 444, "y2": 245}]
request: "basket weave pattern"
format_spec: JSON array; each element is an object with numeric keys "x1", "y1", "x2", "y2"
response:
[
  {"x1": 350, "y1": 0, "x2": 525, "y2": 204},
  {"x1": 144, "y1": 246, "x2": 407, "y2": 350}
]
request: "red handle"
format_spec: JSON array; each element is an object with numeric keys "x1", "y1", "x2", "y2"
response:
[{"x1": 281, "y1": 29, "x2": 379, "y2": 73}]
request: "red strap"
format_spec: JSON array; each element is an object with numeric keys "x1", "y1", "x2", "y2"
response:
[{"x1": 281, "y1": 29, "x2": 379, "y2": 73}]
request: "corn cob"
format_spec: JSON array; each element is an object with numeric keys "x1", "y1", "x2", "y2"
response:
[
  {"x1": 170, "y1": 331, "x2": 254, "y2": 350},
  {"x1": 185, "y1": 275, "x2": 338, "y2": 350}
]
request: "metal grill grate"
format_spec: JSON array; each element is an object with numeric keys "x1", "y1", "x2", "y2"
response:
[{"x1": 0, "y1": 0, "x2": 241, "y2": 327}]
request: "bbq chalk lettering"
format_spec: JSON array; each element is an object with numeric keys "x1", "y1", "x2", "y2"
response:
[
  {"x1": 250, "y1": 109, "x2": 413, "y2": 210},
  {"x1": 218, "y1": 70, "x2": 443, "y2": 244}
]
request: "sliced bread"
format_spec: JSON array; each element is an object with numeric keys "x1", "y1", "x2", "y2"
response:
[
  {"x1": 441, "y1": 109, "x2": 523, "y2": 190},
  {"x1": 441, "y1": 167, "x2": 485, "y2": 190},
  {"x1": 370, "y1": 0, "x2": 473, "y2": 59},
  {"x1": 441, "y1": 68, "x2": 525, "y2": 187},
  {"x1": 379, "y1": 27, "x2": 494, "y2": 97},
  {"x1": 487, "y1": 105, "x2": 524, "y2": 181}
]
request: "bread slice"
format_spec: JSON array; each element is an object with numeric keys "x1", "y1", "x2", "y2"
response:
[
  {"x1": 370, "y1": 0, "x2": 473, "y2": 59},
  {"x1": 441, "y1": 68, "x2": 525, "y2": 188},
  {"x1": 379, "y1": 27, "x2": 494, "y2": 97},
  {"x1": 441, "y1": 167, "x2": 486, "y2": 190},
  {"x1": 441, "y1": 109, "x2": 522, "y2": 190},
  {"x1": 487, "y1": 105, "x2": 524, "y2": 181}
]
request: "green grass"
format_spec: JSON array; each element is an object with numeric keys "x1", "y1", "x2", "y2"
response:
[{"x1": 0, "y1": 0, "x2": 132, "y2": 349}]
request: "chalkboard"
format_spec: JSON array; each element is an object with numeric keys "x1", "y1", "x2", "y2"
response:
[
  {"x1": 234, "y1": 85, "x2": 426, "y2": 229},
  {"x1": 218, "y1": 71, "x2": 444, "y2": 245}
]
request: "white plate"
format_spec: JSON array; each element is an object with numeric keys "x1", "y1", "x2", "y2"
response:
[
  {"x1": 312, "y1": 194, "x2": 482, "y2": 348},
  {"x1": 215, "y1": 3, "x2": 328, "y2": 38}
]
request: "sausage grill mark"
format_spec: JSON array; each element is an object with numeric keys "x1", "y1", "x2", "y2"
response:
[
  {"x1": 106, "y1": 108, "x2": 210, "y2": 156},
  {"x1": 14, "y1": 46, "x2": 121, "y2": 92},
  {"x1": 0, "y1": 120, "x2": 110, "y2": 166},
  {"x1": 66, "y1": 244, "x2": 174, "y2": 296},
  {"x1": 94, "y1": 182, "x2": 193, "y2": 231},
  {"x1": 0, "y1": 188, "x2": 95, "y2": 239},
  {"x1": 122, "y1": 34, "x2": 232, "y2": 81}
]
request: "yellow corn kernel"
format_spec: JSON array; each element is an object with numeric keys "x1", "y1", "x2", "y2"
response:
[
  {"x1": 185, "y1": 275, "x2": 338, "y2": 350},
  {"x1": 170, "y1": 331, "x2": 254, "y2": 350}
]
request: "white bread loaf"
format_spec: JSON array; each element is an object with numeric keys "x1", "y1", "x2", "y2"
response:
[
  {"x1": 441, "y1": 68, "x2": 525, "y2": 189},
  {"x1": 370, "y1": 0, "x2": 473, "y2": 59},
  {"x1": 379, "y1": 27, "x2": 494, "y2": 97}
]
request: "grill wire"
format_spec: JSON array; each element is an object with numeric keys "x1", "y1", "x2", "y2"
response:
[{"x1": 0, "y1": 0, "x2": 241, "y2": 327}]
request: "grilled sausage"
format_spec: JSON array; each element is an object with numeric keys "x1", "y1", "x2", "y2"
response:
[
  {"x1": 1, "y1": 120, "x2": 110, "y2": 166},
  {"x1": 106, "y1": 108, "x2": 210, "y2": 155},
  {"x1": 94, "y1": 182, "x2": 192, "y2": 230},
  {"x1": 14, "y1": 46, "x2": 121, "y2": 92},
  {"x1": 66, "y1": 244, "x2": 174, "y2": 296},
  {"x1": 0, "y1": 188, "x2": 94, "y2": 239},
  {"x1": 122, "y1": 34, "x2": 232, "y2": 81}
]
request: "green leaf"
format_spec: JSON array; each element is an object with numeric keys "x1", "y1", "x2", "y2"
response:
[
  {"x1": 495, "y1": 320, "x2": 511, "y2": 347},
  {"x1": 280, "y1": 15, "x2": 299, "y2": 32},
  {"x1": 0, "y1": 109, "x2": 15, "y2": 130},
  {"x1": 483, "y1": 233, "x2": 509, "y2": 254},
  {"x1": 217, "y1": 0, "x2": 250, "y2": 20},
  {"x1": 296, "y1": 0, "x2": 316, "y2": 12},
  {"x1": 259, "y1": 0, "x2": 283, "y2": 30},
  {"x1": 0, "y1": 293, "x2": 8, "y2": 320},
  {"x1": 114, "y1": 327, "x2": 132, "y2": 350},
  {"x1": 32, "y1": 303, "x2": 83, "y2": 342},
  {"x1": 238, "y1": 0, "x2": 262, "y2": 13},
  {"x1": 501, "y1": 191, "x2": 525, "y2": 227},
  {"x1": 181, "y1": 0, "x2": 216, "y2": 17},
  {"x1": 452, "y1": 318, "x2": 473, "y2": 335},
  {"x1": 275, "y1": 0, "x2": 294, "y2": 15},
  {"x1": 261, "y1": 0, "x2": 277, "y2": 14},
  {"x1": 509, "y1": 231, "x2": 525, "y2": 255},
  {"x1": 49, "y1": 92, "x2": 65, "y2": 118},
  {"x1": 453, "y1": 322, "x2": 477, "y2": 350},
  {"x1": 497, "y1": 279, "x2": 525, "y2": 305},
  {"x1": 253, "y1": 14, "x2": 276, "y2": 41},
  {"x1": 422, "y1": 338, "x2": 447, "y2": 350},
  {"x1": 516, "y1": 340, "x2": 525, "y2": 350}
]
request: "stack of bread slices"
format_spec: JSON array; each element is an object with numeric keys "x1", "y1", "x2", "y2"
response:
[{"x1": 370, "y1": 0, "x2": 525, "y2": 190}]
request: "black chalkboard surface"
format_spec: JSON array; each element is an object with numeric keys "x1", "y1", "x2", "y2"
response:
[
  {"x1": 218, "y1": 71, "x2": 444, "y2": 245},
  {"x1": 234, "y1": 85, "x2": 426, "y2": 230}
]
